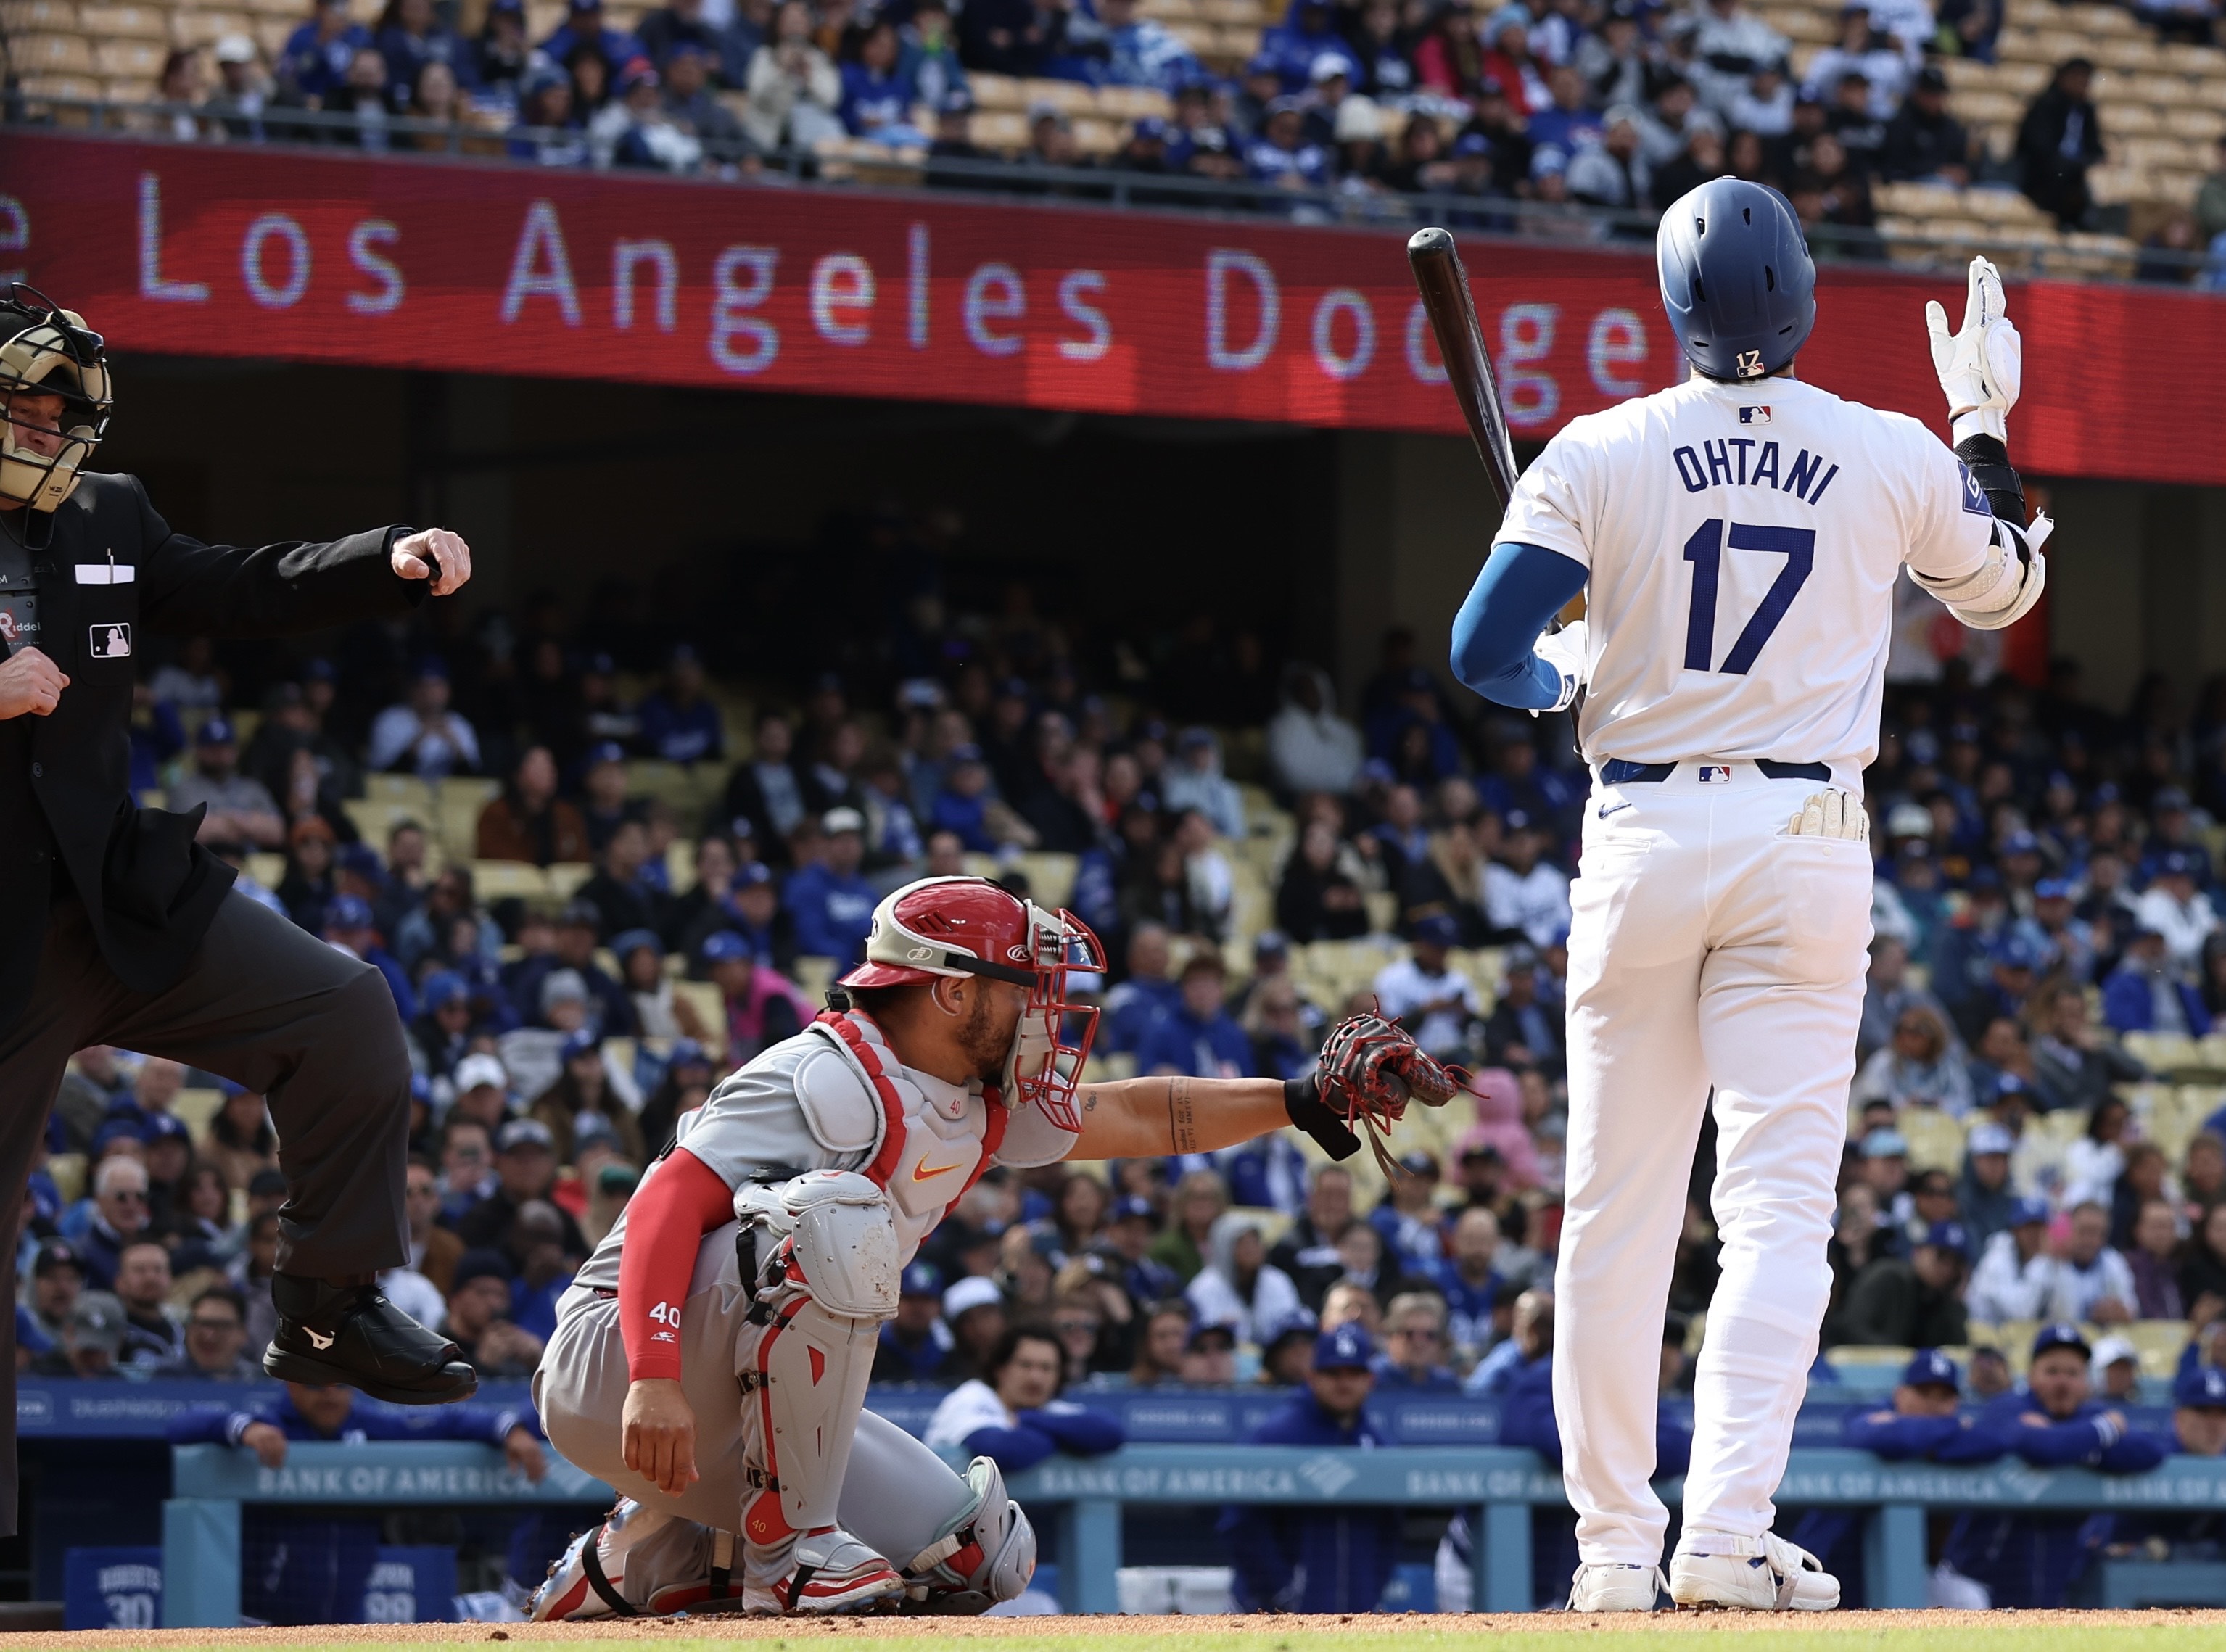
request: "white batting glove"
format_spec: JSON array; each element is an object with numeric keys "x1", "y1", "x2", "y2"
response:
[
  {"x1": 1925, "y1": 256, "x2": 2021, "y2": 446},
  {"x1": 1787, "y1": 788, "x2": 1869, "y2": 841},
  {"x1": 1533, "y1": 619, "x2": 1588, "y2": 716}
]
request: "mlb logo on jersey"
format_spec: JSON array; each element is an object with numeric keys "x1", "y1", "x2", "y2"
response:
[
  {"x1": 1697, "y1": 764, "x2": 1733, "y2": 783},
  {"x1": 1739, "y1": 406, "x2": 1772, "y2": 425}
]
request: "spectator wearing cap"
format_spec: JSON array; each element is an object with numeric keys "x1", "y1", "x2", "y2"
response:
[
  {"x1": 1483, "y1": 811, "x2": 1571, "y2": 951},
  {"x1": 440, "y1": 1247, "x2": 545, "y2": 1376},
  {"x1": 1258, "y1": 0, "x2": 1359, "y2": 91},
  {"x1": 30, "y1": 1291, "x2": 129, "y2": 1380},
  {"x1": 783, "y1": 809, "x2": 877, "y2": 966},
  {"x1": 540, "y1": 0, "x2": 646, "y2": 67},
  {"x1": 2103, "y1": 926, "x2": 2211, "y2": 1037},
  {"x1": 924, "y1": 1323, "x2": 1126, "y2": 1473},
  {"x1": 702, "y1": 930, "x2": 812, "y2": 1064},
  {"x1": 661, "y1": 41, "x2": 748, "y2": 152},
  {"x1": 1367, "y1": 1149, "x2": 1450, "y2": 1284},
  {"x1": 528, "y1": 1030, "x2": 646, "y2": 1165},
  {"x1": 457, "y1": 1119, "x2": 589, "y2": 1255},
  {"x1": 477, "y1": 746, "x2": 590, "y2": 867},
  {"x1": 1137, "y1": 951, "x2": 1253, "y2": 1081},
  {"x1": 1482, "y1": 945, "x2": 1562, "y2": 1074},
  {"x1": 2016, "y1": 57, "x2": 2105, "y2": 229},
  {"x1": 1245, "y1": 97, "x2": 1330, "y2": 190},
  {"x1": 169, "y1": 717, "x2": 286, "y2": 856},
  {"x1": 1186, "y1": 1212, "x2": 1304, "y2": 1345},
  {"x1": 408, "y1": 969, "x2": 475, "y2": 1087},
  {"x1": 873, "y1": 1262, "x2": 955, "y2": 1382},
  {"x1": 2037, "y1": 1199, "x2": 2137, "y2": 1325},
  {"x1": 323, "y1": 893, "x2": 416, "y2": 1023},
  {"x1": 368, "y1": 657, "x2": 479, "y2": 780},
  {"x1": 577, "y1": 742, "x2": 643, "y2": 857},
  {"x1": 506, "y1": 900, "x2": 634, "y2": 1038},
  {"x1": 2174, "y1": 1363, "x2": 2226, "y2": 1455},
  {"x1": 1956, "y1": 1121, "x2": 2023, "y2": 1249},
  {"x1": 1941, "y1": 1323, "x2": 2171, "y2": 1608},
  {"x1": 2138, "y1": 848, "x2": 2219, "y2": 976},
  {"x1": 1879, "y1": 62, "x2": 1971, "y2": 184},
  {"x1": 1094, "y1": 1194, "x2": 1182, "y2": 1307},
  {"x1": 278, "y1": 0, "x2": 373, "y2": 104},
  {"x1": 1225, "y1": 1321, "x2": 1401, "y2": 1611},
  {"x1": 1951, "y1": 928, "x2": 2047, "y2": 1049},
  {"x1": 26, "y1": 1240, "x2": 85, "y2": 1348},
  {"x1": 1373, "y1": 916, "x2": 1482, "y2": 1062},
  {"x1": 140, "y1": 1111, "x2": 194, "y2": 1226},
  {"x1": 2090, "y1": 1332, "x2": 2142, "y2": 1403},
  {"x1": 637, "y1": 0, "x2": 748, "y2": 80},
  {"x1": 1843, "y1": 1221, "x2": 1970, "y2": 1348},
  {"x1": 938, "y1": 1274, "x2": 1010, "y2": 1384}
]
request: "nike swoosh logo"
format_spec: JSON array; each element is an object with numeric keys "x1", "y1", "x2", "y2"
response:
[
  {"x1": 305, "y1": 1328, "x2": 335, "y2": 1351},
  {"x1": 1597, "y1": 800, "x2": 1633, "y2": 819},
  {"x1": 912, "y1": 1152, "x2": 974, "y2": 1182}
]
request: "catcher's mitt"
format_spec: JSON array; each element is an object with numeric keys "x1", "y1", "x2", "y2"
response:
[{"x1": 1308, "y1": 1010, "x2": 1463, "y2": 1178}]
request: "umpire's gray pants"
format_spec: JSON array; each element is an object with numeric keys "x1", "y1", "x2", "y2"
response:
[
  {"x1": 535, "y1": 1231, "x2": 973, "y2": 1570},
  {"x1": 0, "y1": 888, "x2": 413, "y2": 1528}
]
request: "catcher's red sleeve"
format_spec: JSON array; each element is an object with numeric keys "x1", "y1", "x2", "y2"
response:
[{"x1": 617, "y1": 1147, "x2": 735, "y2": 1382}]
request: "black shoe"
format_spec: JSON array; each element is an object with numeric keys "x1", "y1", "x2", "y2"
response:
[{"x1": 264, "y1": 1274, "x2": 479, "y2": 1405}]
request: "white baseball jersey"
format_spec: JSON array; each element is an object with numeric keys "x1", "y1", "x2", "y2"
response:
[
  {"x1": 1499, "y1": 373, "x2": 1996, "y2": 780},
  {"x1": 571, "y1": 1009, "x2": 1077, "y2": 1293}
]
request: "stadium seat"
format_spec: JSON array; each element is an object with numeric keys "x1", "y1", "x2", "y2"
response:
[
  {"x1": 172, "y1": 1086, "x2": 223, "y2": 1136},
  {"x1": 548, "y1": 862, "x2": 593, "y2": 899},
  {"x1": 78, "y1": 1, "x2": 164, "y2": 38},
  {"x1": 1898, "y1": 1107, "x2": 1969, "y2": 1173},
  {"x1": 469, "y1": 859, "x2": 553, "y2": 900},
  {"x1": 11, "y1": 30, "x2": 97, "y2": 73},
  {"x1": 2127, "y1": 1318, "x2": 2191, "y2": 1376},
  {"x1": 244, "y1": 851, "x2": 285, "y2": 891},
  {"x1": 0, "y1": 0, "x2": 78, "y2": 30},
  {"x1": 47, "y1": 1153, "x2": 85, "y2": 1205},
  {"x1": 671, "y1": 980, "x2": 726, "y2": 1059}
]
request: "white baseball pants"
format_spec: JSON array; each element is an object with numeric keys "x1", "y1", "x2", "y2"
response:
[{"x1": 1552, "y1": 763, "x2": 1871, "y2": 1564}]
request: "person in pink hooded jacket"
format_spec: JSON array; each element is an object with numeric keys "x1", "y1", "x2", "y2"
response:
[{"x1": 1455, "y1": 1067, "x2": 1542, "y2": 1192}]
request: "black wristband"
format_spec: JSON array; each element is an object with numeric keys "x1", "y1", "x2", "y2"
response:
[
  {"x1": 1284, "y1": 1073, "x2": 1361, "y2": 1162},
  {"x1": 1953, "y1": 434, "x2": 2026, "y2": 529}
]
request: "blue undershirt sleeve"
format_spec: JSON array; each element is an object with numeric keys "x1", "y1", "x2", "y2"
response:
[{"x1": 1448, "y1": 542, "x2": 1591, "y2": 710}]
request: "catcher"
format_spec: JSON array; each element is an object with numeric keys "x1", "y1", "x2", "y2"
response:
[{"x1": 532, "y1": 875, "x2": 1451, "y2": 1618}]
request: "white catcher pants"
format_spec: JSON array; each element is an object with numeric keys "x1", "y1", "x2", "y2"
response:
[{"x1": 1553, "y1": 762, "x2": 1871, "y2": 1564}]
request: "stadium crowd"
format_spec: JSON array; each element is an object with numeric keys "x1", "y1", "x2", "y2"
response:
[
  {"x1": 101, "y1": 0, "x2": 2226, "y2": 273},
  {"x1": 24, "y1": 543, "x2": 2226, "y2": 1504}
]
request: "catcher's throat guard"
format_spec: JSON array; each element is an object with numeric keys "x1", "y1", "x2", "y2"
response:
[{"x1": 838, "y1": 875, "x2": 1105, "y2": 1132}]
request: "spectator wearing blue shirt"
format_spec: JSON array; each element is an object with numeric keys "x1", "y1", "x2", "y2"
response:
[
  {"x1": 2102, "y1": 927, "x2": 2213, "y2": 1037},
  {"x1": 1940, "y1": 1323, "x2": 2173, "y2": 1609},
  {"x1": 1101, "y1": 923, "x2": 1182, "y2": 1054},
  {"x1": 1136, "y1": 951, "x2": 1253, "y2": 1079},
  {"x1": 1525, "y1": 62, "x2": 1604, "y2": 163},
  {"x1": 1224, "y1": 1323, "x2": 1403, "y2": 1612},
  {"x1": 539, "y1": 0, "x2": 646, "y2": 70},
  {"x1": 1245, "y1": 98, "x2": 1329, "y2": 189},
  {"x1": 169, "y1": 1379, "x2": 543, "y2": 1466},
  {"x1": 1258, "y1": 0, "x2": 1359, "y2": 89},
  {"x1": 1160, "y1": 729, "x2": 1245, "y2": 841},
  {"x1": 873, "y1": 1263, "x2": 955, "y2": 1382},
  {"x1": 1092, "y1": 1194, "x2": 1183, "y2": 1306},
  {"x1": 324, "y1": 893, "x2": 417, "y2": 1023},
  {"x1": 280, "y1": 0, "x2": 374, "y2": 102},
  {"x1": 375, "y1": 0, "x2": 478, "y2": 104},
  {"x1": 837, "y1": 18, "x2": 924, "y2": 141},
  {"x1": 922, "y1": 1324, "x2": 1126, "y2": 1473},
  {"x1": 1085, "y1": 0, "x2": 1197, "y2": 90},
  {"x1": 928, "y1": 744, "x2": 1000, "y2": 853},
  {"x1": 783, "y1": 809, "x2": 879, "y2": 966},
  {"x1": 1440, "y1": 1207, "x2": 1504, "y2": 1363},
  {"x1": 1372, "y1": 1289, "x2": 1459, "y2": 1392},
  {"x1": 635, "y1": 644, "x2": 724, "y2": 764},
  {"x1": 1369, "y1": 1149, "x2": 1451, "y2": 1284}
]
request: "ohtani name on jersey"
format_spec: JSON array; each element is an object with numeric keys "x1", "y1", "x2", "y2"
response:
[{"x1": 1671, "y1": 439, "x2": 1839, "y2": 504}]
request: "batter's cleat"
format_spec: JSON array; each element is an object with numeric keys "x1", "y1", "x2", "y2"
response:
[
  {"x1": 1670, "y1": 1531, "x2": 1840, "y2": 1611},
  {"x1": 746, "y1": 1527, "x2": 906, "y2": 1616},
  {"x1": 1567, "y1": 1563, "x2": 1667, "y2": 1611},
  {"x1": 265, "y1": 1273, "x2": 477, "y2": 1405},
  {"x1": 530, "y1": 1500, "x2": 740, "y2": 1620}
]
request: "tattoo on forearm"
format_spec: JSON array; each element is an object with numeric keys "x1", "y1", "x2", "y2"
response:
[
  {"x1": 1081, "y1": 1089, "x2": 1098, "y2": 1113},
  {"x1": 1166, "y1": 1078, "x2": 1197, "y2": 1153}
]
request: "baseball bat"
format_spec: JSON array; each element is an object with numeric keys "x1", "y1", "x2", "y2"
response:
[{"x1": 1406, "y1": 226, "x2": 1520, "y2": 516}]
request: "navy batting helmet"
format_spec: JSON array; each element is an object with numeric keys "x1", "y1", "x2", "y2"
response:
[{"x1": 1656, "y1": 178, "x2": 1816, "y2": 382}]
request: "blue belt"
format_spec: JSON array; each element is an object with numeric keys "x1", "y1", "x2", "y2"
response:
[{"x1": 1599, "y1": 759, "x2": 1831, "y2": 785}]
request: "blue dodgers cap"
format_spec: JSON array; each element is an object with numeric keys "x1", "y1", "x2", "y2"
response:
[
  {"x1": 1860, "y1": 1127, "x2": 1908, "y2": 1160},
  {"x1": 2034, "y1": 877, "x2": 2072, "y2": 901},
  {"x1": 2175, "y1": 1364, "x2": 2226, "y2": 1408},
  {"x1": 900, "y1": 1260, "x2": 944, "y2": 1298},
  {"x1": 196, "y1": 716, "x2": 236, "y2": 746},
  {"x1": 701, "y1": 930, "x2": 752, "y2": 963},
  {"x1": 2000, "y1": 830, "x2": 2040, "y2": 856},
  {"x1": 735, "y1": 860, "x2": 775, "y2": 888},
  {"x1": 325, "y1": 893, "x2": 374, "y2": 930},
  {"x1": 1921, "y1": 1221, "x2": 1971, "y2": 1258},
  {"x1": 1991, "y1": 930, "x2": 2046, "y2": 970},
  {"x1": 558, "y1": 1028, "x2": 599, "y2": 1062},
  {"x1": 140, "y1": 1111, "x2": 191, "y2": 1145},
  {"x1": 2162, "y1": 848, "x2": 2200, "y2": 877},
  {"x1": 1412, "y1": 912, "x2": 1462, "y2": 947},
  {"x1": 1314, "y1": 1321, "x2": 1374, "y2": 1370},
  {"x1": 1110, "y1": 1194, "x2": 1157, "y2": 1223},
  {"x1": 609, "y1": 928, "x2": 661, "y2": 959},
  {"x1": 1967, "y1": 1121, "x2": 2014, "y2": 1157},
  {"x1": 587, "y1": 740, "x2": 627, "y2": 767},
  {"x1": 2010, "y1": 1194, "x2": 2050, "y2": 1227},
  {"x1": 93, "y1": 1119, "x2": 144, "y2": 1155},
  {"x1": 667, "y1": 1037, "x2": 709, "y2": 1070},
  {"x1": 421, "y1": 970, "x2": 467, "y2": 1009},
  {"x1": 1901, "y1": 1348, "x2": 1960, "y2": 1390},
  {"x1": 2032, "y1": 1321, "x2": 2091, "y2": 1361},
  {"x1": 336, "y1": 842, "x2": 384, "y2": 879}
]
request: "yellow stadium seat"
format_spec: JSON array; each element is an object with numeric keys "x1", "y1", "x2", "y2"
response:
[
  {"x1": 2127, "y1": 1319, "x2": 2191, "y2": 1376},
  {"x1": 2123, "y1": 1031, "x2": 2199, "y2": 1073},
  {"x1": 1899, "y1": 1107, "x2": 1969, "y2": 1173},
  {"x1": 364, "y1": 772, "x2": 434, "y2": 808},
  {"x1": 1830, "y1": 1345, "x2": 1915, "y2": 1369},
  {"x1": 171, "y1": 1086, "x2": 224, "y2": 1136},
  {"x1": 48, "y1": 1154, "x2": 86, "y2": 1205},
  {"x1": 671, "y1": 980, "x2": 727, "y2": 1061},
  {"x1": 548, "y1": 862, "x2": 593, "y2": 900},
  {"x1": 470, "y1": 860, "x2": 553, "y2": 901},
  {"x1": 0, "y1": 0, "x2": 80, "y2": 29},
  {"x1": 81, "y1": 1, "x2": 166, "y2": 37},
  {"x1": 12, "y1": 30, "x2": 97, "y2": 73},
  {"x1": 1013, "y1": 852, "x2": 1079, "y2": 909},
  {"x1": 244, "y1": 851, "x2": 285, "y2": 891}
]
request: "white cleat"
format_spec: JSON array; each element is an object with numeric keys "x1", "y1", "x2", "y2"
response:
[
  {"x1": 1670, "y1": 1531, "x2": 1840, "y2": 1611},
  {"x1": 532, "y1": 1501, "x2": 646, "y2": 1621},
  {"x1": 1568, "y1": 1562, "x2": 1666, "y2": 1611},
  {"x1": 745, "y1": 1526, "x2": 906, "y2": 1616}
]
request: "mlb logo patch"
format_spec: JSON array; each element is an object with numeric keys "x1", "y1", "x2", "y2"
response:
[
  {"x1": 1697, "y1": 764, "x2": 1732, "y2": 783},
  {"x1": 88, "y1": 622, "x2": 131, "y2": 658},
  {"x1": 1739, "y1": 405, "x2": 1771, "y2": 425}
]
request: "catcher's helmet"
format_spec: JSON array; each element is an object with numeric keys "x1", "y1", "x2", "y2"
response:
[
  {"x1": 0, "y1": 283, "x2": 111, "y2": 512},
  {"x1": 841, "y1": 876, "x2": 1105, "y2": 1131},
  {"x1": 1656, "y1": 178, "x2": 1815, "y2": 383}
]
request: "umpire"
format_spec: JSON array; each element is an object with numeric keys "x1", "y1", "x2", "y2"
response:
[{"x1": 0, "y1": 284, "x2": 477, "y2": 1510}]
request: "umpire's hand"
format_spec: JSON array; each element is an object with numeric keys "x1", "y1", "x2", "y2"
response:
[
  {"x1": 0, "y1": 648, "x2": 66, "y2": 719},
  {"x1": 622, "y1": 1377, "x2": 700, "y2": 1496},
  {"x1": 390, "y1": 528, "x2": 474, "y2": 598}
]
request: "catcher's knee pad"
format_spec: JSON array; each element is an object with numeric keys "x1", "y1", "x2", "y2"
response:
[
  {"x1": 902, "y1": 1455, "x2": 1037, "y2": 1610},
  {"x1": 736, "y1": 1170, "x2": 900, "y2": 1318},
  {"x1": 737, "y1": 1172, "x2": 898, "y2": 1538}
]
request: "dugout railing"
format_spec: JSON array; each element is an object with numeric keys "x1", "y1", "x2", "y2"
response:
[{"x1": 160, "y1": 1438, "x2": 2226, "y2": 1620}]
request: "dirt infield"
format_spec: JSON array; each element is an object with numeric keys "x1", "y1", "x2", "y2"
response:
[{"x1": 13, "y1": 1611, "x2": 2226, "y2": 1648}]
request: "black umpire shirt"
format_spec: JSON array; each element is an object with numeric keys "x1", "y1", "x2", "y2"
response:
[{"x1": 0, "y1": 471, "x2": 424, "y2": 1038}]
